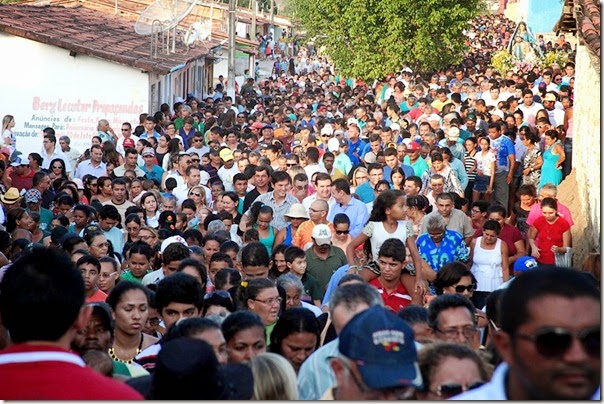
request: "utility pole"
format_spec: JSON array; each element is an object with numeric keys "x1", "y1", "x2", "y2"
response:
[
  {"x1": 227, "y1": 0, "x2": 236, "y2": 99},
  {"x1": 269, "y1": 0, "x2": 274, "y2": 35},
  {"x1": 251, "y1": 0, "x2": 257, "y2": 40}
]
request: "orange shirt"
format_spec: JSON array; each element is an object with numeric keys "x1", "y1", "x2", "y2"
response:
[{"x1": 292, "y1": 220, "x2": 336, "y2": 249}]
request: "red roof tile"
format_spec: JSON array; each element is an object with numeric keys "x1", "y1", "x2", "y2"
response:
[
  {"x1": 0, "y1": 4, "x2": 223, "y2": 75},
  {"x1": 577, "y1": 0, "x2": 600, "y2": 57}
]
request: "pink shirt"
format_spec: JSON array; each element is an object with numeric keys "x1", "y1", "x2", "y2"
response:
[{"x1": 526, "y1": 201, "x2": 574, "y2": 227}]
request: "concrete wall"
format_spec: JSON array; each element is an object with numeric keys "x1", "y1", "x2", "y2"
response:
[
  {"x1": 0, "y1": 33, "x2": 148, "y2": 156},
  {"x1": 561, "y1": 44, "x2": 601, "y2": 264}
]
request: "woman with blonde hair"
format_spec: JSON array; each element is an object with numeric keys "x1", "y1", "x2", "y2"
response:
[
  {"x1": 187, "y1": 185, "x2": 207, "y2": 212},
  {"x1": 249, "y1": 352, "x2": 298, "y2": 400},
  {"x1": 350, "y1": 166, "x2": 368, "y2": 193}
]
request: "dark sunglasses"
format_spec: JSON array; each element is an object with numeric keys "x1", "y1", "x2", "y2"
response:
[
  {"x1": 432, "y1": 381, "x2": 485, "y2": 398},
  {"x1": 52, "y1": 165, "x2": 63, "y2": 169},
  {"x1": 335, "y1": 230, "x2": 349, "y2": 235},
  {"x1": 286, "y1": 163, "x2": 297, "y2": 167},
  {"x1": 515, "y1": 326, "x2": 600, "y2": 358},
  {"x1": 454, "y1": 283, "x2": 476, "y2": 293}
]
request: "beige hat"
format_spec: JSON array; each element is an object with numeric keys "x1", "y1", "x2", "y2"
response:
[
  {"x1": 284, "y1": 203, "x2": 309, "y2": 220},
  {"x1": 1, "y1": 187, "x2": 21, "y2": 204}
]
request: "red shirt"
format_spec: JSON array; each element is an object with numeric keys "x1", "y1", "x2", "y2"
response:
[
  {"x1": 533, "y1": 216, "x2": 571, "y2": 265},
  {"x1": 369, "y1": 277, "x2": 412, "y2": 313},
  {"x1": 0, "y1": 344, "x2": 143, "y2": 399},
  {"x1": 9, "y1": 170, "x2": 34, "y2": 191},
  {"x1": 86, "y1": 288, "x2": 108, "y2": 303}
]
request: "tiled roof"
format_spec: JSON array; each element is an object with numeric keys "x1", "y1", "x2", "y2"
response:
[
  {"x1": 576, "y1": 0, "x2": 600, "y2": 58},
  {"x1": 0, "y1": 4, "x2": 222, "y2": 75}
]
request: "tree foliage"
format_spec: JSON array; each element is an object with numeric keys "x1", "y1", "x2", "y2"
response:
[{"x1": 291, "y1": 0, "x2": 482, "y2": 80}]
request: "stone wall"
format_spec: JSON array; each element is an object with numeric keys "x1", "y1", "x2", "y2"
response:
[{"x1": 557, "y1": 43, "x2": 601, "y2": 267}]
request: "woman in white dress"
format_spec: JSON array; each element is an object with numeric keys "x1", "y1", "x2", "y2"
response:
[{"x1": 468, "y1": 219, "x2": 509, "y2": 309}]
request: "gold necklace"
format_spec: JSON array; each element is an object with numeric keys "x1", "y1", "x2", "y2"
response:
[{"x1": 108, "y1": 335, "x2": 143, "y2": 364}]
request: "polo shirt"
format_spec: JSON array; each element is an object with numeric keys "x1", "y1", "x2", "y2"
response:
[
  {"x1": 327, "y1": 196, "x2": 369, "y2": 238},
  {"x1": 305, "y1": 245, "x2": 347, "y2": 292},
  {"x1": 0, "y1": 344, "x2": 142, "y2": 399},
  {"x1": 74, "y1": 159, "x2": 108, "y2": 180},
  {"x1": 369, "y1": 277, "x2": 413, "y2": 312},
  {"x1": 355, "y1": 181, "x2": 375, "y2": 203},
  {"x1": 404, "y1": 155, "x2": 430, "y2": 177},
  {"x1": 140, "y1": 164, "x2": 164, "y2": 184}
]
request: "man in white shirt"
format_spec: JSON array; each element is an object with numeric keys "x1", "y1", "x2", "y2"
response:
[
  {"x1": 173, "y1": 165, "x2": 203, "y2": 205},
  {"x1": 542, "y1": 92, "x2": 565, "y2": 127},
  {"x1": 40, "y1": 132, "x2": 72, "y2": 173},
  {"x1": 164, "y1": 152, "x2": 192, "y2": 189},
  {"x1": 116, "y1": 122, "x2": 139, "y2": 154},
  {"x1": 452, "y1": 268, "x2": 600, "y2": 400},
  {"x1": 217, "y1": 148, "x2": 240, "y2": 192},
  {"x1": 74, "y1": 144, "x2": 107, "y2": 179},
  {"x1": 58, "y1": 136, "x2": 81, "y2": 173}
]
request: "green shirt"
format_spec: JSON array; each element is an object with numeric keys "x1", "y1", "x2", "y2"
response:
[
  {"x1": 120, "y1": 270, "x2": 150, "y2": 284},
  {"x1": 305, "y1": 246, "x2": 347, "y2": 294}
]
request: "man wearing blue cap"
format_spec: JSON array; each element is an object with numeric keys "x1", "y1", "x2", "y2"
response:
[{"x1": 327, "y1": 305, "x2": 423, "y2": 400}]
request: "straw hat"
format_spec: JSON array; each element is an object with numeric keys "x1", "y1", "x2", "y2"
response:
[{"x1": 1, "y1": 187, "x2": 21, "y2": 204}]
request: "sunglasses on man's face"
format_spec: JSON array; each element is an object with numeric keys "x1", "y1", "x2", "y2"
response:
[
  {"x1": 515, "y1": 326, "x2": 600, "y2": 358},
  {"x1": 431, "y1": 381, "x2": 485, "y2": 398}
]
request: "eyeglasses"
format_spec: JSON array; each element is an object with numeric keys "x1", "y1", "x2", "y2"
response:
[
  {"x1": 140, "y1": 234, "x2": 157, "y2": 240},
  {"x1": 515, "y1": 326, "x2": 600, "y2": 358},
  {"x1": 191, "y1": 159, "x2": 200, "y2": 163},
  {"x1": 335, "y1": 230, "x2": 350, "y2": 235},
  {"x1": 100, "y1": 272, "x2": 118, "y2": 280},
  {"x1": 428, "y1": 230, "x2": 446, "y2": 239},
  {"x1": 193, "y1": 138, "x2": 203, "y2": 142},
  {"x1": 431, "y1": 381, "x2": 485, "y2": 398},
  {"x1": 92, "y1": 242, "x2": 110, "y2": 248},
  {"x1": 435, "y1": 325, "x2": 478, "y2": 340},
  {"x1": 454, "y1": 283, "x2": 476, "y2": 293},
  {"x1": 52, "y1": 165, "x2": 63, "y2": 169},
  {"x1": 189, "y1": 192, "x2": 202, "y2": 197},
  {"x1": 286, "y1": 163, "x2": 297, "y2": 167},
  {"x1": 121, "y1": 128, "x2": 130, "y2": 131},
  {"x1": 253, "y1": 296, "x2": 282, "y2": 306},
  {"x1": 470, "y1": 209, "x2": 481, "y2": 214}
]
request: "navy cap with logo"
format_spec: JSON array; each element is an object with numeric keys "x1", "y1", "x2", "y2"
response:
[{"x1": 338, "y1": 306, "x2": 423, "y2": 390}]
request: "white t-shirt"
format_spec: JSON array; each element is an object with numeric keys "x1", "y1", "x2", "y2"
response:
[
  {"x1": 474, "y1": 150, "x2": 496, "y2": 177},
  {"x1": 361, "y1": 220, "x2": 413, "y2": 263},
  {"x1": 218, "y1": 165, "x2": 241, "y2": 192}
]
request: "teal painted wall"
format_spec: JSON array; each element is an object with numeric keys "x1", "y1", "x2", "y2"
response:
[{"x1": 527, "y1": 0, "x2": 563, "y2": 33}]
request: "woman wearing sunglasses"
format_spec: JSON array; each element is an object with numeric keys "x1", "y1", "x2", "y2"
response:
[{"x1": 417, "y1": 342, "x2": 490, "y2": 400}]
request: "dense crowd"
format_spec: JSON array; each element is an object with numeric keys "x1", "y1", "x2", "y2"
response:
[{"x1": 0, "y1": 13, "x2": 599, "y2": 400}]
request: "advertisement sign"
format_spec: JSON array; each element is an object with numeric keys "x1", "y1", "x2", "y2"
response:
[{"x1": 0, "y1": 33, "x2": 149, "y2": 157}]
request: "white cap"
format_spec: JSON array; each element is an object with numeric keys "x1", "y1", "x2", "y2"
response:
[
  {"x1": 160, "y1": 235, "x2": 188, "y2": 254},
  {"x1": 347, "y1": 117, "x2": 359, "y2": 127},
  {"x1": 327, "y1": 137, "x2": 340, "y2": 153},
  {"x1": 311, "y1": 224, "x2": 332, "y2": 245},
  {"x1": 447, "y1": 127, "x2": 460, "y2": 140},
  {"x1": 320, "y1": 124, "x2": 334, "y2": 136},
  {"x1": 390, "y1": 123, "x2": 401, "y2": 132}
]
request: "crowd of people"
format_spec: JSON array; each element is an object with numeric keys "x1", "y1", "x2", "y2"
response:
[{"x1": 0, "y1": 13, "x2": 600, "y2": 400}]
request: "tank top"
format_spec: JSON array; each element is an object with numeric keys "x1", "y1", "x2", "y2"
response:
[
  {"x1": 283, "y1": 224, "x2": 293, "y2": 246},
  {"x1": 471, "y1": 237, "x2": 503, "y2": 292},
  {"x1": 256, "y1": 225, "x2": 275, "y2": 256},
  {"x1": 362, "y1": 220, "x2": 412, "y2": 263}
]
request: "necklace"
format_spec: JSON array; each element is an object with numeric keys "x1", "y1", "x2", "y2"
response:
[{"x1": 108, "y1": 334, "x2": 144, "y2": 364}]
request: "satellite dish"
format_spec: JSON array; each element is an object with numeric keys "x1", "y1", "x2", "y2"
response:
[
  {"x1": 184, "y1": 19, "x2": 211, "y2": 46},
  {"x1": 134, "y1": 0, "x2": 199, "y2": 36}
]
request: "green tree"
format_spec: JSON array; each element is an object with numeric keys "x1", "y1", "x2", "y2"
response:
[{"x1": 292, "y1": 0, "x2": 482, "y2": 80}]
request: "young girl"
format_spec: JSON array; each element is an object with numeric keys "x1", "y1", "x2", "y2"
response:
[
  {"x1": 120, "y1": 242, "x2": 154, "y2": 283},
  {"x1": 473, "y1": 136, "x2": 496, "y2": 203},
  {"x1": 390, "y1": 166, "x2": 406, "y2": 191},
  {"x1": 248, "y1": 202, "x2": 277, "y2": 256},
  {"x1": 345, "y1": 189, "x2": 426, "y2": 301},
  {"x1": 139, "y1": 191, "x2": 161, "y2": 229}
]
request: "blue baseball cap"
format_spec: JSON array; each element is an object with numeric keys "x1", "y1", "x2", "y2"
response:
[
  {"x1": 338, "y1": 306, "x2": 423, "y2": 390},
  {"x1": 513, "y1": 256, "x2": 539, "y2": 272}
]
